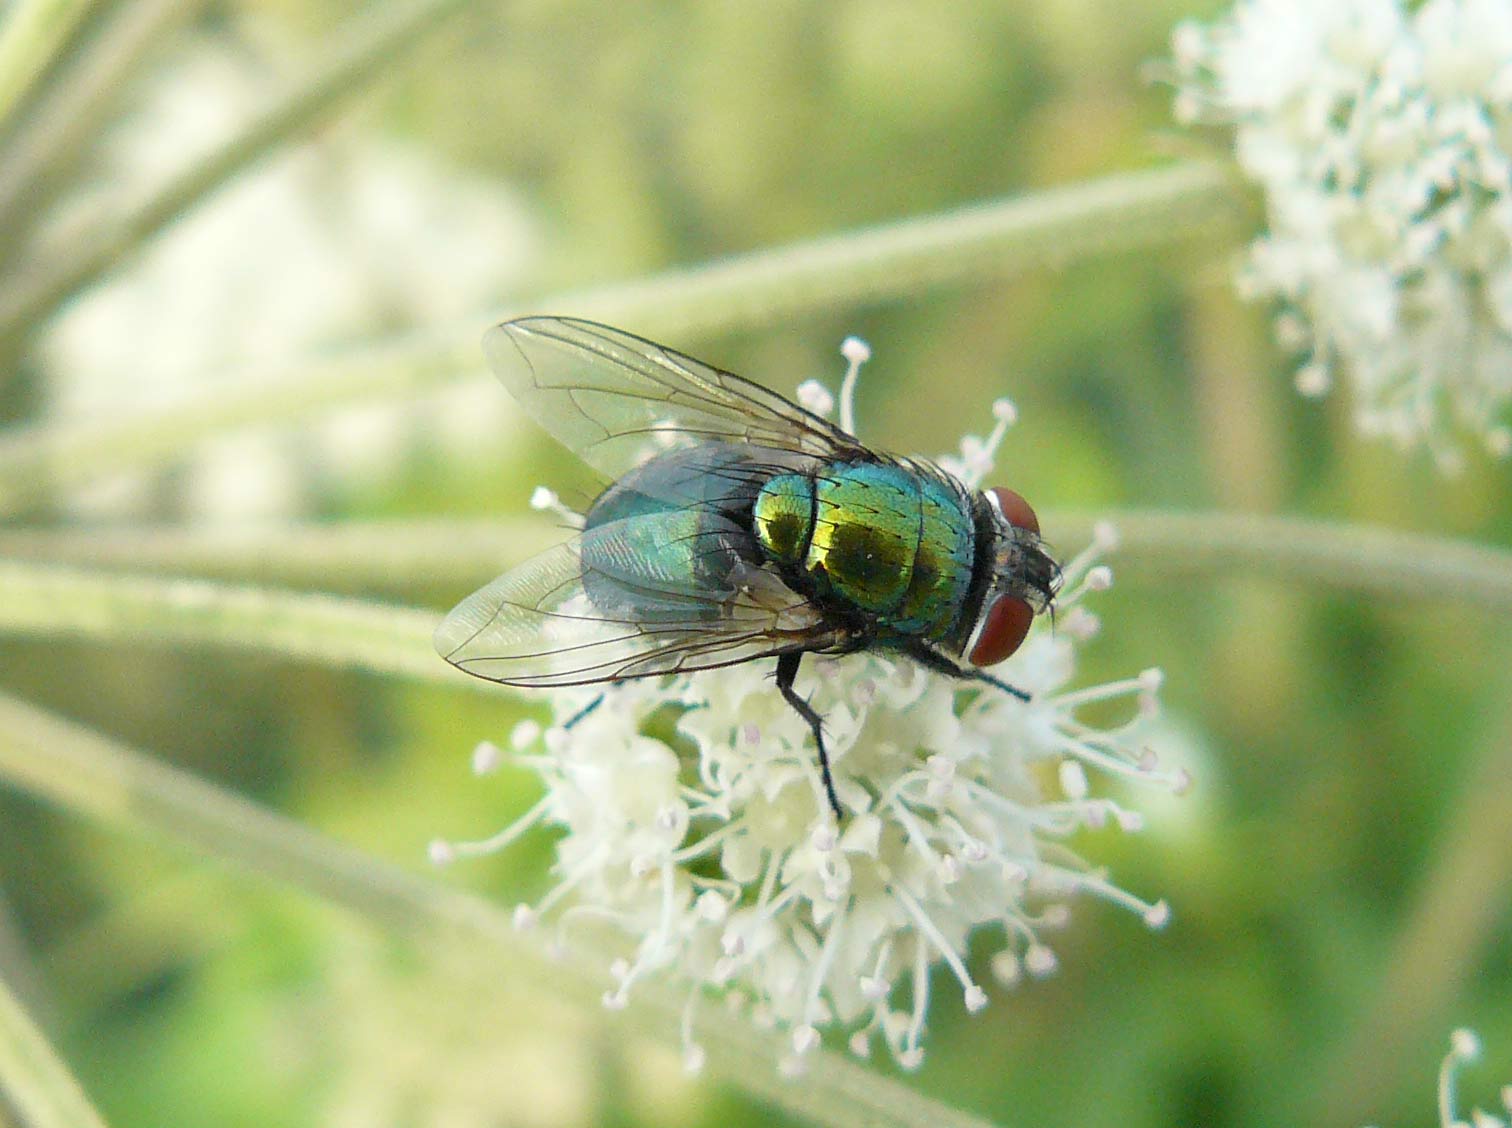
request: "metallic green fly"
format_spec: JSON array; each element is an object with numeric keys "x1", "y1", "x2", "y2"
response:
[{"x1": 435, "y1": 317, "x2": 1060, "y2": 818}]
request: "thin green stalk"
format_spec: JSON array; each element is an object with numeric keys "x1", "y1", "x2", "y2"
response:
[
  {"x1": 0, "y1": 965, "x2": 110, "y2": 1128},
  {"x1": 3, "y1": 508, "x2": 1509, "y2": 610},
  {"x1": 0, "y1": 0, "x2": 99, "y2": 130},
  {"x1": 0, "y1": 690, "x2": 1005, "y2": 1128},
  {"x1": 1046, "y1": 509, "x2": 1512, "y2": 609},
  {"x1": 0, "y1": 518, "x2": 560, "y2": 591},
  {"x1": 0, "y1": 0, "x2": 205, "y2": 237},
  {"x1": 1309, "y1": 695, "x2": 1512, "y2": 1125},
  {"x1": 0, "y1": 160, "x2": 1242, "y2": 512},
  {"x1": 0, "y1": 558, "x2": 457, "y2": 687},
  {"x1": 0, "y1": 0, "x2": 479, "y2": 343}
]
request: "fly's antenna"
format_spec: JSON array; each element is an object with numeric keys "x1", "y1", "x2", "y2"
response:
[{"x1": 838, "y1": 336, "x2": 870, "y2": 437}]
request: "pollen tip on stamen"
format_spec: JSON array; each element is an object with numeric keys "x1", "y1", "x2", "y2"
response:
[
  {"x1": 471, "y1": 740, "x2": 502, "y2": 775},
  {"x1": 427, "y1": 839, "x2": 456, "y2": 865},
  {"x1": 792, "y1": 1025, "x2": 821, "y2": 1055},
  {"x1": 964, "y1": 985, "x2": 989, "y2": 1013},
  {"x1": 939, "y1": 855, "x2": 961, "y2": 884},
  {"x1": 1138, "y1": 667, "x2": 1165, "y2": 691},
  {"x1": 1138, "y1": 748, "x2": 1160, "y2": 771},
  {"x1": 811, "y1": 824, "x2": 839, "y2": 853},
  {"x1": 859, "y1": 975, "x2": 890, "y2": 1002},
  {"x1": 1085, "y1": 565, "x2": 1114, "y2": 591},
  {"x1": 509, "y1": 720, "x2": 542, "y2": 751},
  {"x1": 991, "y1": 951, "x2": 1021, "y2": 986},
  {"x1": 529, "y1": 486, "x2": 559, "y2": 511},
  {"x1": 1117, "y1": 809, "x2": 1146, "y2": 833},
  {"x1": 722, "y1": 931, "x2": 745, "y2": 958},
  {"x1": 1451, "y1": 1028, "x2": 1482, "y2": 1061},
  {"x1": 1040, "y1": 904, "x2": 1071, "y2": 930},
  {"x1": 927, "y1": 753, "x2": 954, "y2": 778},
  {"x1": 741, "y1": 722, "x2": 762, "y2": 747},
  {"x1": 1024, "y1": 945, "x2": 1058, "y2": 978},
  {"x1": 848, "y1": 1031, "x2": 872, "y2": 1058},
  {"x1": 841, "y1": 336, "x2": 871, "y2": 365},
  {"x1": 795, "y1": 379, "x2": 835, "y2": 417},
  {"x1": 1144, "y1": 900, "x2": 1172, "y2": 930},
  {"x1": 898, "y1": 1048, "x2": 924, "y2": 1071},
  {"x1": 512, "y1": 903, "x2": 537, "y2": 931},
  {"x1": 1091, "y1": 521, "x2": 1119, "y2": 551},
  {"x1": 961, "y1": 840, "x2": 988, "y2": 863},
  {"x1": 1295, "y1": 362, "x2": 1331, "y2": 398},
  {"x1": 1172, "y1": 767, "x2": 1194, "y2": 796},
  {"x1": 602, "y1": 989, "x2": 628, "y2": 1011},
  {"x1": 1058, "y1": 760, "x2": 1090, "y2": 800},
  {"x1": 682, "y1": 1045, "x2": 707, "y2": 1074},
  {"x1": 695, "y1": 891, "x2": 729, "y2": 922},
  {"x1": 991, "y1": 397, "x2": 1018, "y2": 425}
]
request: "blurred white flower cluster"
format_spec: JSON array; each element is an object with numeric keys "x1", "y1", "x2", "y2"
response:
[
  {"x1": 41, "y1": 40, "x2": 535, "y2": 518},
  {"x1": 1170, "y1": 0, "x2": 1512, "y2": 469},
  {"x1": 434, "y1": 365, "x2": 1185, "y2": 1073}
]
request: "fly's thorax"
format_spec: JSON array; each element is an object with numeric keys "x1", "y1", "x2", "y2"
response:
[
  {"x1": 754, "y1": 461, "x2": 977, "y2": 639},
  {"x1": 961, "y1": 486, "x2": 1061, "y2": 668},
  {"x1": 752, "y1": 473, "x2": 813, "y2": 566}
]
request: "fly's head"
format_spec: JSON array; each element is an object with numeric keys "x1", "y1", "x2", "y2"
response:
[{"x1": 965, "y1": 487, "x2": 1062, "y2": 668}]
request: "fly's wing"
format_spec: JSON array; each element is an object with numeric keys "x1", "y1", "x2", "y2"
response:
[
  {"x1": 484, "y1": 317, "x2": 864, "y2": 481},
  {"x1": 434, "y1": 512, "x2": 836, "y2": 688}
]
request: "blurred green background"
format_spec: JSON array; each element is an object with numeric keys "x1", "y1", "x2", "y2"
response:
[{"x1": 0, "y1": 1, "x2": 1509, "y2": 1126}]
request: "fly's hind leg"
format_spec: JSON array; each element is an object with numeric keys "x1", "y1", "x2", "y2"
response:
[
  {"x1": 774, "y1": 651, "x2": 843, "y2": 820},
  {"x1": 903, "y1": 642, "x2": 1031, "y2": 702},
  {"x1": 562, "y1": 692, "x2": 607, "y2": 730}
]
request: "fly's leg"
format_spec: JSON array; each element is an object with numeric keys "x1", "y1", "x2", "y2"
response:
[
  {"x1": 903, "y1": 642, "x2": 1031, "y2": 702},
  {"x1": 562, "y1": 692, "x2": 606, "y2": 730},
  {"x1": 775, "y1": 651, "x2": 843, "y2": 820}
]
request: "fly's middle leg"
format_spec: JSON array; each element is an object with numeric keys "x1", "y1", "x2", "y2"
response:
[{"x1": 774, "y1": 651, "x2": 843, "y2": 820}]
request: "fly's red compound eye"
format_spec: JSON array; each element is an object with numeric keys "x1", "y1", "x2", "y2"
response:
[
  {"x1": 987, "y1": 486, "x2": 1039, "y2": 534},
  {"x1": 967, "y1": 594, "x2": 1034, "y2": 667}
]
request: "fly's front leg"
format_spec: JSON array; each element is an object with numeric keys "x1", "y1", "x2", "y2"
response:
[
  {"x1": 903, "y1": 642, "x2": 1031, "y2": 702},
  {"x1": 774, "y1": 651, "x2": 843, "y2": 820}
]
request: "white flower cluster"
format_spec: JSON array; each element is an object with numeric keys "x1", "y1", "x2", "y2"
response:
[
  {"x1": 433, "y1": 359, "x2": 1185, "y2": 1073},
  {"x1": 1171, "y1": 0, "x2": 1512, "y2": 469}
]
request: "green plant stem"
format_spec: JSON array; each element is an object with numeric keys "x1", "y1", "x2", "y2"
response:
[
  {"x1": 0, "y1": 964, "x2": 110, "y2": 1128},
  {"x1": 1046, "y1": 509, "x2": 1512, "y2": 609},
  {"x1": 0, "y1": 160, "x2": 1241, "y2": 512},
  {"x1": 0, "y1": 0, "x2": 99, "y2": 131},
  {"x1": 0, "y1": 690, "x2": 1005, "y2": 1128},
  {"x1": 0, "y1": 0, "x2": 479, "y2": 344},
  {"x1": 1310, "y1": 695, "x2": 1512, "y2": 1125},
  {"x1": 0, "y1": 558, "x2": 458, "y2": 687},
  {"x1": 0, "y1": 0, "x2": 205, "y2": 238},
  {"x1": 3, "y1": 508, "x2": 1509, "y2": 610}
]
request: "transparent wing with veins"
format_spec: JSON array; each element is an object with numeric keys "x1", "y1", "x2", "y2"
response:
[
  {"x1": 483, "y1": 316, "x2": 864, "y2": 480},
  {"x1": 434, "y1": 509, "x2": 837, "y2": 688}
]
